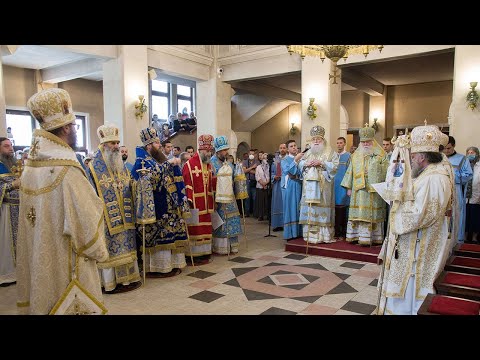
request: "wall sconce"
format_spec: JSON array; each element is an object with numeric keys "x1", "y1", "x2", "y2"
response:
[
  {"x1": 135, "y1": 95, "x2": 148, "y2": 120},
  {"x1": 307, "y1": 98, "x2": 317, "y2": 120},
  {"x1": 148, "y1": 69, "x2": 158, "y2": 80},
  {"x1": 371, "y1": 118, "x2": 379, "y2": 132},
  {"x1": 466, "y1": 82, "x2": 480, "y2": 111},
  {"x1": 290, "y1": 122, "x2": 297, "y2": 135}
]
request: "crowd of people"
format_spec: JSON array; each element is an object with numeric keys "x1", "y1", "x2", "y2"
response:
[{"x1": 0, "y1": 87, "x2": 476, "y2": 315}]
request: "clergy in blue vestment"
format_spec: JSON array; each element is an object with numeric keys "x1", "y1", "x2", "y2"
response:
[
  {"x1": 271, "y1": 144, "x2": 287, "y2": 231},
  {"x1": 334, "y1": 137, "x2": 351, "y2": 240},
  {"x1": 131, "y1": 127, "x2": 190, "y2": 277},
  {"x1": 443, "y1": 136, "x2": 473, "y2": 243},
  {"x1": 281, "y1": 140, "x2": 303, "y2": 240},
  {"x1": 0, "y1": 137, "x2": 19, "y2": 285},
  {"x1": 87, "y1": 124, "x2": 141, "y2": 292},
  {"x1": 210, "y1": 136, "x2": 242, "y2": 254}
]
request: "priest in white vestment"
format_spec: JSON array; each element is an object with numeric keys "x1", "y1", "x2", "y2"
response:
[
  {"x1": 16, "y1": 89, "x2": 109, "y2": 315},
  {"x1": 298, "y1": 125, "x2": 339, "y2": 243},
  {"x1": 377, "y1": 123, "x2": 453, "y2": 315}
]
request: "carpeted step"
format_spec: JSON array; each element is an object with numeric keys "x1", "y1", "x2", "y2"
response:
[
  {"x1": 434, "y1": 271, "x2": 480, "y2": 301},
  {"x1": 445, "y1": 256, "x2": 480, "y2": 276},
  {"x1": 285, "y1": 238, "x2": 380, "y2": 264},
  {"x1": 418, "y1": 293, "x2": 480, "y2": 315},
  {"x1": 454, "y1": 243, "x2": 480, "y2": 259}
]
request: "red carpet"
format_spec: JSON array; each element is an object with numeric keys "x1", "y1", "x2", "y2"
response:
[{"x1": 285, "y1": 238, "x2": 381, "y2": 264}]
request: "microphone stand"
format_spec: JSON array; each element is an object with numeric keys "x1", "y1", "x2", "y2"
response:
[{"x1": 265, "y1": 157, "x2": 277, "y2": 238}]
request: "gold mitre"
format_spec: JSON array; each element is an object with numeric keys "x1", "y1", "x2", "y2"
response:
[
  {"x1": 410, "y1": 122, "x2": 448, "y2": 154},
  {"x1": 97, "y1": 123, "x2": 120, "y2": 144},
  {"x1": 27, "y1": 88, "x2": 76, "y2": 131},
  {"x1": 359, "y1": 124, "x2": 375, "y2": 141},
  {"x1": 310, "y1": 125, "x2": 325, "y2": 140}
]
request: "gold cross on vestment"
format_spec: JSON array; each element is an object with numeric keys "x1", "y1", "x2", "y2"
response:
[
  {"x1": 27, "y1": 206, "x2": 36, "y2": 227},
  {"x1": 30, "y1": 139, "x2": 40, "y2": 159},
  {"x1": 192, "y1": 166, "x2": 202, "y2": 177},
  {"x1": 99, "y1": 174, "x2": 113, "y2": 188}
]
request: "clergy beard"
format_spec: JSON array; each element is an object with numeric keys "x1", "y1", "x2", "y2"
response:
[
  {"x1": 217, "y1": 153, "x2": 226, "y2": 162},
  {"x1": 200, "y1": 152, "x2": 211, "y2": 164},
  {"x1": 358, "y1": 144, "x2": 373, "y2": 156},
  {"x1": 67, "y1": 131, "x2": 77, "y2": 150},
  {"x1": 411, "y1": 160, "x2": 425, "y2": 179},
  {"x1": 122, "y1": 154, "x2": 128, "y2": 161},
  {"x1": 0, "y1": 153, "x2": 15, "y2": 170},
  {"x1": 104, "y1": 147, "x2": 124, "y2": 173},
  {"x1": 310, "y1": 143, "x2": 324, "y2": 155},
  {"x1": 150, "y1": 146, "x2": 167, "y2": 163}
]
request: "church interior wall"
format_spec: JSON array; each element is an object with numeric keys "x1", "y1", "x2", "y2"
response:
[
  {"x1": 386, "y1": 80, "x2": 453, "y2": 137},
  {"x1": 58, "y1": 79, "x2": 104, "y2": 152},
  {"x1": 341, "y1": 90, "x2": 370, "y2": 129},
  {"x1": 251, "y1": 104, "x2": 300, "y2": 154},
  {"x1": 3, "y1": 65, "x2": 36, "y2": 108}
]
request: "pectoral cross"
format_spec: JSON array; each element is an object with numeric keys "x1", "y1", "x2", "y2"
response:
[
  {"x1": 192, "y1": 166, "x2": 202, "y2": 177},
  {"x1": 136, "y1": 160, "x2": 150, "y2": 176},
  {"x1": 27, "y1": 206, "x2": 36, "y2": 227}
]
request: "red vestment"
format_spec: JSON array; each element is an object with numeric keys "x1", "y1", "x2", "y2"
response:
[{"x1": 182, "y1": 153, "x2": 214, "y2": 249}]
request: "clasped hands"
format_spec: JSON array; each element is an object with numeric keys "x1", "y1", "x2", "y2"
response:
[{"x1": 306, "y1": 159, "x2": 324, "y2": 167}]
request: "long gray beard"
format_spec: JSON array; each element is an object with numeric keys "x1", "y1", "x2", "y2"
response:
[
  {"x1": 200, "y1": 153, "x2": 211, "y2": 164},
  {"x1": 358, "y1": 144, "x2": 373, "y2": 156},
  {"x1": 0, "y1": 153, "x2": 15, "y2": 170},
  {"x1": 104, "y1": 148, "x2": 124, "y2": 173},
  {"x1": 310, "y1": 143, "x2": 324, "y2": 155}
]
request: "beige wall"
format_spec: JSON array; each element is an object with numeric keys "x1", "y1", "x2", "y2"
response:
[
  {"x1": 169, "y1": 131, "x2": 198, "y2": 154},
  {"x1": 4, "y1": 66, "x2": 106, "y2": 152},
  {"x1": 251, "y1": 105, "x2": 298, "y2": 154},
  {"x1": 4, "y1": 65, "x2": 36, "y2": 108},
  {"x1": 386, "y1": 80, "x2": 452, "y2": 137},
  {"x1": 341, "y1": 90, "x2": 369, "y2": 129},
  {"x1": 58, "y1": 79, "x2": 104, "y2": 152}
]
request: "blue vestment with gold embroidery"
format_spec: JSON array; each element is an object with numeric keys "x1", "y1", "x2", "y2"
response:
[{"x1": 131, "y1": 146, "x2": 189, "y2": 251}]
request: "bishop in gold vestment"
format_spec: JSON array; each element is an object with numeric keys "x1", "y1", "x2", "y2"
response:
[
  {"x1": 341, "y1": 126, "x2": 388, "y2": 246},
  {"x1": 16, "y1": 89, "x2": 108, "y2": 314},
  {"x1": 377, "y1": 124, "x2": 453, "y2": 315}
]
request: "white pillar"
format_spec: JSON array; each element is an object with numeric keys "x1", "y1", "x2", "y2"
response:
[
  {"x1": 0, "y1": 56, "x2": 6, "y2": 136},
  {"x1": 103, "y1": 45, "x2": 149, "y2": 154},
  {"x1": 301, "y1": 58, "x2": 341, "y2": 148},
  {"x1": 450, "y1": 45, "x2": 480, "y2": 152},
  {"x1": 196, "y1": 65, "x2": 233, "y2": 140}
]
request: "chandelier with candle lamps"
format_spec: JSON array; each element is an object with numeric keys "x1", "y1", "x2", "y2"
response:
[{"x1": 286, "y1": 45, "x2": 384, "y2": 84}]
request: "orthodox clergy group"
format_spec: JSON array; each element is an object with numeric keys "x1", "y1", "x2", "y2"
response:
[{"x1": 0, "y1": 87, "x2": 464, "y2": 315}]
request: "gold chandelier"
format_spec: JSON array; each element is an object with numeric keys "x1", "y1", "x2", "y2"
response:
[{"x1": 286, "y1": 45, "x2": 384, "y2": 84}]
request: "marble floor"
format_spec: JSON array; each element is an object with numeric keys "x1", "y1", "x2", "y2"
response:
[{"x1": 0, "y1": 217, "x2": 381, "y2": 315}]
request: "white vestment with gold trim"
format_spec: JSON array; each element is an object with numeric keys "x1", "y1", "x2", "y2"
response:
[
  {"x1": 16, "y1": 129, "x2": 109, "y2": 314},
  {"x1": 298, "y1": 147, "x2": 339, "y2": 243},
  {"x1": 377, "y1": 162, "x2": 453, "y2": 315}
]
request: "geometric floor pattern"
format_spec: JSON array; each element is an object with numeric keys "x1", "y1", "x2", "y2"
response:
[{"x1": 0, "y1": 217, "x2": 381, "y2": 315}]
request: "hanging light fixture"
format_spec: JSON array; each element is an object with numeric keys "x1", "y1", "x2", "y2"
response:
[{"x1": 286, "y1": 45, "x2": 384, "y2": 84}]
